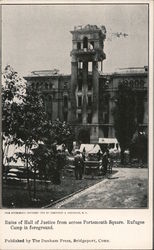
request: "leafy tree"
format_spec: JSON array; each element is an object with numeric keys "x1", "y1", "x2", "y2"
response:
[
  {"x1": 2, "y1": 65, "x2": 26, "y2": 168},
  {"x1": 130, "y1": 132, "x2": 147, "y2": 164},
  {"x1": 49, "y1": 119, "x2": 75, "y2": 152},
  {"x1": 112, "y1": 84, "x2": 137, "y2": 164},
  {"x1": 77, "y1": 127, "x2": 90, "y2": 143},
  {"x1": 15, "y1": 85, "x2": 52, "y2": 199},
  {"x1": 2, "y1": 65, "x2": 75, "y2": 203},
  {"x1": 2, "y1": 66, "x2": 50, "y2": 199}
]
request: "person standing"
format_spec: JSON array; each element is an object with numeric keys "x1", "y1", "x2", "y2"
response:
[
  {"x1": 102, "y1": 151, "x2": 108, "y2": 175},
  {"x1": 74, "y1": 151, "x2": 84, "y2": 180}
]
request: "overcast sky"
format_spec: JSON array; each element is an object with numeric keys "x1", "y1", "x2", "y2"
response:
[{"x1": 2, "y1": 4, "x2": 148, "y2": 77}]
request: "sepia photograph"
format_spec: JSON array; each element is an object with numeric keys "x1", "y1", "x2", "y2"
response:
[{"x1": 2, "y1": 3, "x2": 149, "y2": 210}]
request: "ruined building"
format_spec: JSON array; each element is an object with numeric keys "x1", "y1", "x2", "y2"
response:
[{"x1": 24, "y1": 25, "x2": 148, "y2": 143}]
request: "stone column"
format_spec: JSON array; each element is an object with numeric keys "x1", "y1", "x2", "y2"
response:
[
  {"x1": 90, "y1": 61, "x2": 99, "y2": 143},
  {"x1": 108, "y1": 93, "x2": 114, "y2": 137},
  {"x1": 143, "y1": 98, "x2": 148, "y2": 124},
  {"x1": 82, "y1": 61, "x2": 88, "y2": 124},
  {"x1": 69, "y1": 58, "x2": 78, "y2": 122}
]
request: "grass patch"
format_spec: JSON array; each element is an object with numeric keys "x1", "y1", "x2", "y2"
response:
[{"x1": 2, "y1": 173, "x2": 105, "y2": 208}]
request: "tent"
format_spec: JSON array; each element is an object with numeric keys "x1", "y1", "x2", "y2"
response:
[
  {"x1": 98, "y1": 138, "x2": 121, "y2": 154},
  {"x1": 3, "y1": 139, "x2": 40, "y2": 167},
  {"x1": 80, "y1": 144, "x2": 102, "y2": 154},
  {"x1": 98, "y1": 138, "x2": 118, "y2": 144}
]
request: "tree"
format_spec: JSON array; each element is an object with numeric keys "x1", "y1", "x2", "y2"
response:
[
  {"x1": 2, "y1": 65, "x2": 26, "y2": 169},
  {"x1": 15, "y1": 85, "x2": 52, "y2": 199},
  {"x1": 2, "y1": 66, "x2": 51, "y2": 199},
  {"x1": 130, "y1": 132, "x2": 148, "y2": 164},
  {"x1": 49, "y1": 119, "x2": 75, "y2": 152},
  {"x1": 77, "y1": 127, "x2": 90, "y2": 143},
  {"x1": 2, "y1": 65, "x2": 75, "y2": 203},
  {"x1": 112, "y1": 84, "x2": 137, "y2": 164}
]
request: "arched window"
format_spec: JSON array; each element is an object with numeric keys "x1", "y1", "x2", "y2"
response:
[{"x1": 83, "y1": 37, "x2": 88, "y2": 49}]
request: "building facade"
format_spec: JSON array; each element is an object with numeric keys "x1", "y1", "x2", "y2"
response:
[{"x1": 24, "y1": 25, "x2": 148, "y2": 143}]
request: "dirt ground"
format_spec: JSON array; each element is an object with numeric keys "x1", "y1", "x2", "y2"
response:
[{"x1": 52, "y1": 168, "x2": 148, "y2": 209}]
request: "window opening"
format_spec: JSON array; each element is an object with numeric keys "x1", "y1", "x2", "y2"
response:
[
  {"x1": 78, "y1": 96, "x2": 82, "y2": 107},
  {"x1": 83, "y1": 37, "x2": 88, "y2": 49},
  {"x1": 78, "y1": 61, "x2": 83, "y2": 69},
  {"x1": 77, "y1": 42, "x2": 81, "y2": 50},
  {"x1": 88, "y1": 62, "x2": 92, "y2": 72},
  {"x1": 88, "y1": 78, "x2": 92, "y2": 90},
  {"x1": 87, "y1": 113, "x2": 92, "y2": 124},
  {"x1": 89, "y1": 41, "x2": 94, "y2": 50},
  {"x1": 77, "y1": 113, "x2": 82, "y2": 123},
  {"x1": 88, "y1": 96, "x2": 92, "y2": 107},
  {"x1": 78, "y1": 79, "x2": 82, "y2": 91}
]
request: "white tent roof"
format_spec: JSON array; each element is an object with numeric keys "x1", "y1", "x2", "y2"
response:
[
  {"x1": 80, "y1": 144, "x2": 102, "y2": 154},
  {"x1": 98, "y1": 138, "x2": 118, "y2": 144},
  {"x1": 3, "y1": 140, "x2": 36, "y2": 167}
]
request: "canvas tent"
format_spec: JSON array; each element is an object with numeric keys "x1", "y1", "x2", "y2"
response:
[
  {"x1": 98, "y1": 138, "x2": 120, "y2": 153},
  {"x1": 80, "y1": 144, "x2": 102, "y2": 154},
  {"x1": 3, "y1": 140, "x2": 43, "y2": 167},
  {"x1": 98, "y1": 138, "x2": 118, "y2": 145}
]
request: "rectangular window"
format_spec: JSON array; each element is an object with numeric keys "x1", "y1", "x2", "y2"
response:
[
  {"x1": 104, "y1": 113, "x2": 109, "y2": 123},
  {"x1": 88, "y1": 83, "x2": 92, "y2": 91},
  {"x1": 88, "y1": 78, "x2": 92, "y2": 90},
  {"x1": 78, "y1": 113, "x2": 82, "y2": 123},
  {"x1": 78, "y1": 79, "x2": 82, "y2": 91},
  {"x1": 87, "y1": 113, "x2": 92, "y2": 124},
  {"x1": 88, "y1": 96, "x2": 92, "y2": 107},
  {"x1": 78, "y1": 96, "x2": 82, "y2": 107},
  {"x1": 88, "y1": 62, "x2": 92, "y2": 72},
  {"x1": 77, "y1": 42, "x2": 81, "y2": 50},
  {"x1": 78, "y1": 61, "x2": 83, "y2": 69}
]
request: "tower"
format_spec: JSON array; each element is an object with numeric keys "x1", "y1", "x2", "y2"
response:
[{"x1": 70, "y1": 24, "x2": 106, "y2": 143}]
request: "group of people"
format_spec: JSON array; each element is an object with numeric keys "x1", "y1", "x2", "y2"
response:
[{"x1": 74, "y1": 148, "x2": 110, "y2": 180}]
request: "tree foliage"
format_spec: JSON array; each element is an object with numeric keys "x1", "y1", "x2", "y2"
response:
[
  {"x1": 130, "y1": 132, "x2": 148, "y2": 163},
  {"x1": 49, "y1": 119, "x2": 75, "y2": 152},
  {"x1": 2, "y1": 65, "x2": 74, "y2": 201},
  {"x1": 2, "y1": 65, "x2": 25, "y2": 137}
]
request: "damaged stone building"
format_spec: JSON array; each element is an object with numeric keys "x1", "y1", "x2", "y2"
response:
[{"x1": 24, "y1": 25, "x2": 148, "y2": 143}]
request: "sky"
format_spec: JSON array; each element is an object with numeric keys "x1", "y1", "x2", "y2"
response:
[{"x1": 2, "y1": 4, "x2": 148, "y2": 77}]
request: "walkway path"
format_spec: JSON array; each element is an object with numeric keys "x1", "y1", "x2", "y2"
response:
[{"x1": 51, "y1": 168, "x2": 148, "y2": 209}]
